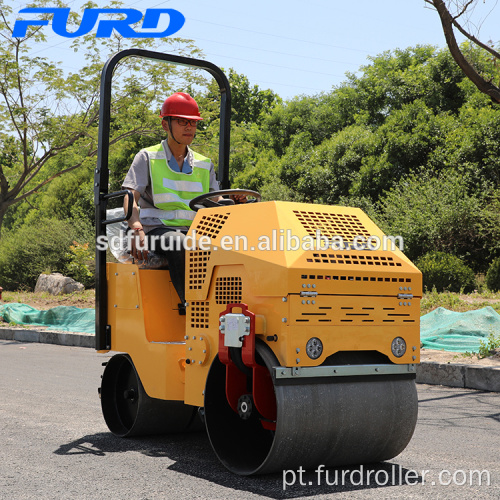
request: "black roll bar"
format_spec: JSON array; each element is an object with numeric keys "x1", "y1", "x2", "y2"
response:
[{"x1": 94, "y1": 49, "x2": 231, "y2": 350}]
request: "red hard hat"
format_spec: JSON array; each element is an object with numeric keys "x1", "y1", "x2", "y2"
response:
[{"x1": 160, "y1": 92, "x2": 202, "y2": 120}]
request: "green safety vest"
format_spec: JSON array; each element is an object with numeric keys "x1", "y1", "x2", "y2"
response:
[{"x1": 143, "y1": 142, "x2": 211, "y2": 227}]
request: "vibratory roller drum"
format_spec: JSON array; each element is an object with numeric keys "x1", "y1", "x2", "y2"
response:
[
  {"x1": 100, "y1": 354, "x2": 202, "y2": 437},
  {"x1": 204, "y1": 341, "x2": 418, "y2": 476}
]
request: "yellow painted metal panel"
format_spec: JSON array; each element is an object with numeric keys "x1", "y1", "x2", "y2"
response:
[
  {"x1": 285, "y1": 324, "x2": 420, "y2": 366},
  {"x1": 107, "y1": 263, "x2": 186, "y2": 401},
  {"x1": 140, "y1": 268, "x2": 186, "y2": 343}
]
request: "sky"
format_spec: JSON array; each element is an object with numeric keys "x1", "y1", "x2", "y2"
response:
[{"x1": 8, "y1": 0, "x2": 500, "y2": 100}]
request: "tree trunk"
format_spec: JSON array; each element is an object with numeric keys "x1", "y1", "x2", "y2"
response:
[
  {"x1": 0, "y1": 204, "x2": 8, "y2": 238},
  {"x1": 430, "y1": 0, "x2": 500, "y2": 104}
]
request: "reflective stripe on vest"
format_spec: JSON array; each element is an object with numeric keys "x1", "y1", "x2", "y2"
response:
[
  {"x1": 145, "y1": 142, "x2": 211, "y2": 227},
  {"x1": 140, "y1": 208, "x2": 195, "y2": 221}
]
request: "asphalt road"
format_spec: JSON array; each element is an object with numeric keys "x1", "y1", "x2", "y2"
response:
[{"x1": 0, "y1": 340, "x2": 498, "y2": 499}]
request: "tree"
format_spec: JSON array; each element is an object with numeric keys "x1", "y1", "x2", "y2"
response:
[
  {"x1": 0, "y1": 0, "x2": 203, "y2": 234},
  {"x1": 426, "y1": 0, "x2": 500, "y2": 103},
  {"x1": 225, "y1": 70, "x2": 280, "y2": 125},
  {"x1": 378, "y1": 171, "x2": 499, "y2": 271}
]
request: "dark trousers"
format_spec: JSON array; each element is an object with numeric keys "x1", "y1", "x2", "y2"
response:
[{"x1": 146, "y1": 227, "x2": 187, "y2": 304}]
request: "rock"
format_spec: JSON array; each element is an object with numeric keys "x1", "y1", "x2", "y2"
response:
[
  {"x1": 491, "y1": 348, "x2": 500, "y2": 359},
  {"x1": 34, "y1": 273, "x2": 84, "y2": 295}
]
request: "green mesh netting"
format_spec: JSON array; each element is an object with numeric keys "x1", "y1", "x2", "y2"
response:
[
  {"x1": 420, "y1": 306, "x2": 500, "y2": 353},
  {"x1": 1, "y1": 303, "x2": 499, "y2": 352},
  {"x1": 0, "y1": 303, "x2": 95, "y2": 334}
]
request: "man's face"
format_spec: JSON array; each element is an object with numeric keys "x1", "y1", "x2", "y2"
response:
[{"x1": 163, "y1": 118, "x2": 197, "y2": 145}]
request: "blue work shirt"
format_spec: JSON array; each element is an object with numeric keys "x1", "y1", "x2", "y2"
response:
[{"x1": 168, "y1": 155, "x2": 192, "y2": 174}]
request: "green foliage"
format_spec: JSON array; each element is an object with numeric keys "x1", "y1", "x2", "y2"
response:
[
  {"x1": 416, "y1": 251, "x2": 476, "y2": 293},
  {"x1": 478, "y1": 332, "x2": 500, "y2": 358},
  {"x1": 260, "y1": 92, "x2": 354, "y2": 157},
  {"x1": 292, "y1": 125, "x2": 380, "y2": 204},
  {"x1": 437, "y1": 106, "x2": 500, "y2": 187},
  {"x1": 378, "y1": 172, "x2": 496, "y2": 270},
  {"x1": 348, "y1": 46, "x2": 467, "y2": 123},
  {"x1": 486, "y1": 258, "x2": 500, "y2": 292},
  {"x1": 226, "y1": 69, "x2": 281, "y2": 124},
  {"x1": 0, "y1": 218, "x2": 91, "y2": 291},
  {"x1": 65, "y1": 241, "x2": 95, "y2": 288}
]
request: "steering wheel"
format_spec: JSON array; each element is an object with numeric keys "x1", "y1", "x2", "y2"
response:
[{"x1": 189, "y1": 189, "x2": 261, "y2": 211}]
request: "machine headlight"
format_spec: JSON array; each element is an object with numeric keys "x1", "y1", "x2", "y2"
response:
[
  {"x1": 391, "y1": 337, "x2": 406, "y2": 358},
  {"x1": 306, "y1": 337, "x2": 323, "y2": 360}
]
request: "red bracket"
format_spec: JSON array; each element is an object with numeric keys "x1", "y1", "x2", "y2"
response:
[{"x1": 219, "y1": 303, "x2": 276, "y2": 429}]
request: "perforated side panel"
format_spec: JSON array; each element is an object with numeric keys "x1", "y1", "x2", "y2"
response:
[
  {"x1": 306, "y1": 252, "x2": 402, "y2": 267},
  {"x1": 215, "y1": 277, "x2": 242, "y2": 305},
  {"x1": 293, "y1": 210, "x2": 371, "y2": 239},
  {"x1": 195, "y1": 213, "x2": 230, "y2": 240},
  {"x1": 188, "y1": 251, "x2": 211, "y2": 290},
  {"x1": 190, "y1": 301, "x2": 210, "y2": 328}
]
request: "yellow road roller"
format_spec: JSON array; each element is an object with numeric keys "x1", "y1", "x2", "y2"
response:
[{"x1": 95, "y1": 50, "x2": 421, "y2": 476}]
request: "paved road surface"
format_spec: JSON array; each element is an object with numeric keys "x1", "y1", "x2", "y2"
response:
[{"x1": 0, "y1": 340, "x2": 498, "y2": 499}]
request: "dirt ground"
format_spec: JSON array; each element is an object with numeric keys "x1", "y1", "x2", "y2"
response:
[{"x1": 421, "y1": 348, "x2": 500, "y2": 366}]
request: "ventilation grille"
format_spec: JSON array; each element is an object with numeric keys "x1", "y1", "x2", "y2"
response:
[
  {"x1": 306, "y1": 253, "x2": 402, "y2": 267},
  {"x1": 301, "y1": 274, "x2": 411, "y2": 283},
  {"x1": 295, "y1": 307, "x2": 415, "y2": 325},
  {"x1": 188, "y1": 251, "x2": 211, "y2": 290},
  {"x1": 294, "y1": 211, "x2": 371, "y2": 239},
  {"x1": 195, "y1": 213, "x2": 230, "y2": 240},
  {"x1": 190, "y1": 301, "x2": 210, "y2": 328},
  {"x1": 215, "y1": 277, "x2": 242, "y2": 305},
  {"x1": 294, "y1": 305, "x2": 415, "y2": 325}
]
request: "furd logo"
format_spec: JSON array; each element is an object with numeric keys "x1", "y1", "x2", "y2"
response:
[{"x1": 12, "y1": 7, "x2": 185, "y2": 38}]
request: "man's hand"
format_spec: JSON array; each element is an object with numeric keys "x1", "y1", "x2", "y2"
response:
[
  {"x1": 130, "y1": 228, "x2": 148, "y2": 261},
  {"x1": 230, "y1": 194, "x2": 247, "y2": 204}
]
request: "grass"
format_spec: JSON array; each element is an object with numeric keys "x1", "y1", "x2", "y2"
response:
[
  {"x1": 1, "y1": 289, "x2": 95, "y2": 309},
  {"x1": 420, "y1": 289, "x2": 500, "y2": 316}
]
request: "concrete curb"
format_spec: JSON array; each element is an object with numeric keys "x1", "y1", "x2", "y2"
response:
[
  {"x1": 1, "y1": 327, "x2": 499, "y2": 392},
  {"x1": 416, "y1": 361, "x2": 500, "y2": 392},
  {"x1": 0, "y1": 327, "x2": 94, "y2": 348}
]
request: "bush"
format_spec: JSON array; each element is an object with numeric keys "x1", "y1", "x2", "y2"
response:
[
  {"x1": 64, "y1": 241, "x2": 95, "y2": 289},
  {"x1": 486, "y1": 258, "x2": 500, "y2": 292},
  {"x1": 0, "y1": 218, "x2": 92, "y2": 291},
  {"x1": 378, "y1": 171, "x2": 495, "y2": 272},
  {"x1": 416, "y1": 251, "x2": 476, "y2": 293}
]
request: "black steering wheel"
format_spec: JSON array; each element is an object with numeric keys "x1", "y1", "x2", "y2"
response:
[{"x1": 189, "y1": 189, "x2": 261, "y2": 211}]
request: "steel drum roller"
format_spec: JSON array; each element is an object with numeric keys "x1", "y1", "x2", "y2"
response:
[
  {"x1": 100, "y1": 354, "x2": 202, "y2": 437},
  {"x1": 204, "y1": 343, "x2": 418, "y2": 475}
]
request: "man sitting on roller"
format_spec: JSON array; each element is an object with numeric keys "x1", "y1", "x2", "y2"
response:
[{"x1": 122, "y1": 92, "x2": 240, "y2": 314}]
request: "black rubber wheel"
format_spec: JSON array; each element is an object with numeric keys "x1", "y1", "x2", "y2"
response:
[
  {"x1": 204, "y1": 345, "x2": 418, "y2": 475},
  {"x1": 100, "y1": 353, "x2": 200, "y2": 437}
]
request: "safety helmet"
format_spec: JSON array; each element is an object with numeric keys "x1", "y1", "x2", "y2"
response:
[{"x1": 159, "y1": 92, "x2": 202, "y2": 120}]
